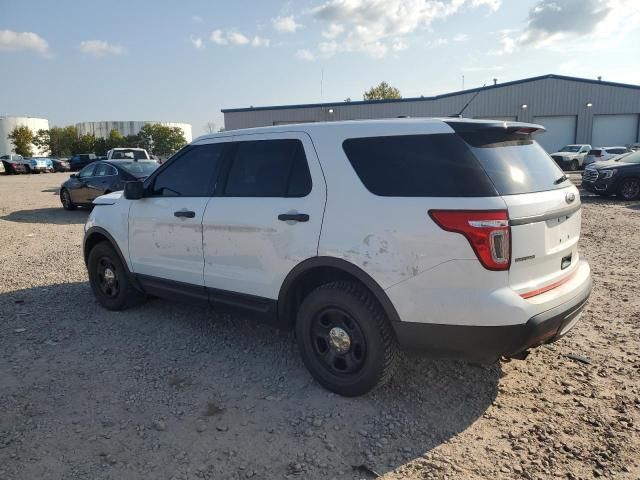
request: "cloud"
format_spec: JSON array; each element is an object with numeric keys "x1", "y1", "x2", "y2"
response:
[
  {"x1": 190, "y1": 36, "x2": 204, "y2": 49},
  {"x1": 251, "y1": 36, "x2": 271, "y2": 47},
  {"x1": 310, "y1": 0, "x2": 501, "y2": 58},
  {"x1": 228, "y1": 31, "x2": 250, "y2": 45},
  {"x1": 79, "y1": 40, "x2": 125, "y2": 57},
  {"x1": 192, "y1": 15, "x2": 204, "y2": 23},
  {"x1": 273, "y1": 15, "x2": 302, "y2": 33},
  {"x1": 392, "y1": 40, "x2": 408, "y2": 51},
  {"x1": 452, "y1": 33, "x2": 469, "y2": 42},
  {"x1": 492, "y1": 0, "x2": 640, "y2": 54},
  {"x1": 210, "y1": 29, "x2": 269, "y2": 47},
  {"x1": 296, "y1": 49, "x2": 315, "y2": 61},
  {"x1": 322, "y1": 23, "x2": 345, "y2": 39},
  {"x1": 0, "y1": 29, "x2": 48, "y2": 55},
  {"x1": 210, "y1": 29, "x2": 227, "y2": 45}
]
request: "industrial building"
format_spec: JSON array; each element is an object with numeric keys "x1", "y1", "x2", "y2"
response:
[
  {"x1": 0, "y1": 116, "x2": 50, "y2": 156},
  {"x1": 222, "y1": 74, "x2": 640, "y2": 153},
  {"x1": 76, "y1": 121, "x2": 193, "y2": 143}
]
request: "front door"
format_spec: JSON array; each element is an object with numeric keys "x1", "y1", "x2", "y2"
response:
[
  {"x1": 128, "y1": 140, "x2": 230, "y2": 287},
  {"x1": 68, "y1": 163, "x2": 97, "y2": 204},
  {"x1": 202, "y1": 132, "x2": 326, "y2": 300}
]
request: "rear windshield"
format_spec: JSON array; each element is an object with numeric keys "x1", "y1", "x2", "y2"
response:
[
  {"x1": 111, "y1": 149, "x2": 148, "y2": 160},
  {"x1": 118, "y1": 161, "x2": 158, "y2": 177},
  {"x1": 343, "y1": 132, "x2": 569, "y2": 197},
  {"x1": 589, "y1": 149, "x2": 602, "y2": 155}
]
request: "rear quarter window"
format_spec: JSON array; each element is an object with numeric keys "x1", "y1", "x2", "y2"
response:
[{"x1": 342, "y1": 134, "x2": 497, "y2": 197}]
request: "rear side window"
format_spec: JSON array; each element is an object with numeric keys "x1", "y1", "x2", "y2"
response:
[
  {"x1": 342, "y1": 134, "x2": 496, "y2": 197},
  {"x1": 224, "y1": 139, "x2": 312, "y2": 197},
  {"x1": 459, "y1": 130, "x2": 569, "y2": 195},
  {"x1": 589, "y1": 149, "x2": 602, "y2": 155},
  {"x1": 151, "y1": 143, "x2": 227, "y2": 197}
]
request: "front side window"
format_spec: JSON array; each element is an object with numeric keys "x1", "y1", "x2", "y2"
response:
[
  {"x1": 223, "y1": 139, "x2": 312, "y2": 197},
  {"x1": 150, "y1": 143, "x2": 227, "y2": 197},
  {"x1": 78, "y1": 164, "x2": 96, "y2": 178}
]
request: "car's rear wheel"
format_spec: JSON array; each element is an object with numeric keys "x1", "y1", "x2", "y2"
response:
[
  {"x1": 617, "y1": 178, "x2": 640, "y2": 201},
  {"x1": 88, "y1": 242, "x2": 146, "y2": 310},
  {"x1": 60, "y1": 188, "x2": 77, "y2": 210},
  {"x1": 296, "y1": 281, "x2": 398, "y2": 396}
]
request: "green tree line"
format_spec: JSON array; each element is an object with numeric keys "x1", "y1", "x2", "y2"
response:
[{"x1": 7, "y1": 123, "x2": 187, "y2": 158}]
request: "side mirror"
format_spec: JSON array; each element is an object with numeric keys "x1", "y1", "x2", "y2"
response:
[
  {"x1": 124, "y1": 181, "x2": 144, "y2": 200},
  {"x1": 70, "y1": 173, "x2": 77, "y2": 179}
]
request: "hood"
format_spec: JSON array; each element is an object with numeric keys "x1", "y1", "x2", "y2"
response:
[
  {"x1": 93, "y1": 191, "x2": 123, "y2": 205},
  {"x1": 589, "y1": 159, "x2": 619, "y2": 169}
]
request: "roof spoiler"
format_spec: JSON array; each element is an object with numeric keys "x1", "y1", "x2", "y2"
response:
[{"x1": 445, "y1": 120, "x2": 546, "y2": 136}]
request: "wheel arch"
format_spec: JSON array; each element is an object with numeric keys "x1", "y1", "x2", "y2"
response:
[
  {"x1": 277, "y1": 256, "x2": 401, "y2": 328},
  {"x1": 83, "y1": 226, "x2": 128, "y2": 270}
]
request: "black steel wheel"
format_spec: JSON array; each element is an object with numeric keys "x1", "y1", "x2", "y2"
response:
[
  {"x1": 296, "y1": 281, "x2": 398, "y2": 396},
  {"x1": 617, "y1": 178, "x2": 640, "y2": 201},
  {"x1": 88, "y1": 242, "x2": 146, "y2": 310},
  {"x1": 60, "y1": 189, "x2": 77, "y2": 210}
]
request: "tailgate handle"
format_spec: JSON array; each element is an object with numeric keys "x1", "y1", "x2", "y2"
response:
[{"x1": 561, "y1": 254, "x2": 572, "y2": 270}]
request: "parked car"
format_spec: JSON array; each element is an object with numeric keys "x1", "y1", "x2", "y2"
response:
[
  {"x1": 107, "y1": 148, "x2": 151, "y2": 160},
  {"x1": 60, "y1": 160, "x2": 158, "y2": 210},
  {"x1": 582, "y1": 150, "x2": 640, "y2": 200},
  {"x1": 0, "y1": 159, "x2": 4, "y2": 174},
  {"x1": 0, "y1": 154, "x2": 29, "y2": 174},
  {"x1": 82, "y1": 119, "x2": 592, "y2": 396},
  {"x1": 583, "y1": 146, "x2": 630, "y2": 167},
  {"x1": 25, "y1": 157, "x2": 53, "y2": 173},
  {"x1": 50, "y1": 158, "x2": 71, "y2": 172},
  {"x1": 550, "y1": 144, "x2": 592, "y2": 170},
  {"x1": 628, "y1": 143, "x2": 640, "y2": 152},
  {"x1": 69, "y1": 153, "x2": 98, "y2": 171}
]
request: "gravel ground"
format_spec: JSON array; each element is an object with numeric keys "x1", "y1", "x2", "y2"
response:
[{"x1": 0, "y1": 172, "x2": 638, "y2": 480}]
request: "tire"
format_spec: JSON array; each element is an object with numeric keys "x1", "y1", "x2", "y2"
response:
[
  {"x1": 570, "y1": 159, "x2": 579, "y2": 171},
  {"x1": 295, "y1": 281, "x2": 399, "y2": 396},
  {"x1": 60, "y1": 188, "x2": 77, "y2": 210},
  {"x1": 87, "y1": 241, "x2": 146, "y2": 311},
  {"x1": 617, "y1": 178, "x2": 640, "y2": 201}
]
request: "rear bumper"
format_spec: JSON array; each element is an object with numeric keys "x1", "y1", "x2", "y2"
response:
[{"x1": 391, "y1": 272, "x2": 592, "y2": 364}]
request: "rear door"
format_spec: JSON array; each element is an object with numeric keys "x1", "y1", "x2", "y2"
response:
[
  {"x1": 201, "y1": 132, "x2": 326, "y2": 300},
  {"x1": 462, "y1": 130, "x2": 581, "y2": 295},
  {"x1": 128, "y1": 140, "x2": 230, "y2": 287}
]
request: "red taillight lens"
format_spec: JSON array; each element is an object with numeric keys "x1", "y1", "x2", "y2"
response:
[{"x1": 429, "y1": 210, "x2": 511, "y2": 271}]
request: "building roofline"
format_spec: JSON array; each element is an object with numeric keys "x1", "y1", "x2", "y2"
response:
[{"x1": 221, "y1": 74, "x2": 640, "y2": 113}]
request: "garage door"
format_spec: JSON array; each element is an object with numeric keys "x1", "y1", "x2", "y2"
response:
[
  {"x1": 592, "y1": 114, "x2": 639, "y2": 147},
  {"x1": 532, "y1": 116, "x2": 577, "y2": 153}
]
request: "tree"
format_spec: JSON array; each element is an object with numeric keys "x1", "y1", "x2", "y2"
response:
[
  {"x1": 137, "y1": 124, "x2": 187, "y2": 156},
  {"x1": 107, "y1": 129, "x2": 125, "y2": 150},
  {"x1": 73, "y1": 133, "x2": 96, "y2": 155},
  {"x1": 8, "y1": 126, "x2": 35, "y2": 157},
  {"x1": 33, "y1": 126, "x2": 78, "y2": 157},
  {"x1": 363, "y1": 81, "x2": 402, "y2": 101}
]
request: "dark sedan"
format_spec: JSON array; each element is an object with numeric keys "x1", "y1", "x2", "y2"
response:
[
  {"x1": 1, "y1": 155, "x2": 28, "y2": 174},
  {"x1": 50, "y1": 158, "x2": 71, "y2": 172},
  {"x1": 60, "y1": 160, "x2": 158, "y2": 210},
  {"x1": 582, "y1": 151, "x2": 640, "y2": 200}
]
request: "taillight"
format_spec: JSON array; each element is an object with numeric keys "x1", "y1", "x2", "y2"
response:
[{"x1": 428, "y1": 210, "x2": 511, "y2": 271}]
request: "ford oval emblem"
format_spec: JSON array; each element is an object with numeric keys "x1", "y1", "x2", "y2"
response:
[{"x1": 565, "y1": 192, "x2": 576, "y2": 204}]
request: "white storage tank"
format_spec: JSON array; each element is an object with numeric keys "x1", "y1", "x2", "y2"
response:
[{"x1": 0, "y1": 116, "x2": 50, "y2": 156}]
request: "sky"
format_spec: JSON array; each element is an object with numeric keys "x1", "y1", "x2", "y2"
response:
[{"x1": 1, "y1": 0, "x2": 640, "y2": 135}]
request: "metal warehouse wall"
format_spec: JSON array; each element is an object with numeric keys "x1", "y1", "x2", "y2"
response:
[{"x1": 222, "y1": 76, "x2": 640, "y2": 146}]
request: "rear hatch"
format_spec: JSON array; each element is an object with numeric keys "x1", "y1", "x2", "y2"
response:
[{"x1": 450, "y1": 122, "x2": 581, "y2": 296}]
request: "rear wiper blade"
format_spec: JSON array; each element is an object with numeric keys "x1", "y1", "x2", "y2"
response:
[{"x1": 553, "y1": 174, "x2": 568, "y2": 185}]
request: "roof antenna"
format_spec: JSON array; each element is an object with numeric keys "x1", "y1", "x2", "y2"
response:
[{"x1": 450, "y1": 83, "x2": 486, "y2": 118}]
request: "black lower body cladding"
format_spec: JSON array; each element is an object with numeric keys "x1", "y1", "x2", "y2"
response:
[{"x1": 391, "y1": 276, "x2": 592, "y2": 364}]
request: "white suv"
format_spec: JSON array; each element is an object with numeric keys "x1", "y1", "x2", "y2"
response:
[{"x1": 84, "y1": 119, "x2": 592, "y2": 396}]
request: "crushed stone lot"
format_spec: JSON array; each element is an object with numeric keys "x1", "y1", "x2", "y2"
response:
[{"x1": 0, "y1": 172, "x2": 639, "y2": 480}]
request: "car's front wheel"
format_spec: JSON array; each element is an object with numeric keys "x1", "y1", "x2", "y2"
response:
[
  {"x1": 296, "y1": 281, "x2": 399, "y2": 396},
  {"x1": 60, "y1": 188, "x2": 77, "y2": 210},
  {"x1": 88, "y1": 242, "x2": 146, "y2": 310},
  {"x1": 617, "y1": 177, "x2": 640, "y2": 201},
  {"x1": 570, "y1": 159, "x2": 579, "y2": 171}
]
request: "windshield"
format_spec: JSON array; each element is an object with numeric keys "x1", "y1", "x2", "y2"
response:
[
  {"x1": 618, "y1": 151, "x2": 640, "y2": 164},
  {"x1": 118, "y1": 161, "x2": 158, "y2": 177},
  {"x1": 112, "y1": 149, "x2": 148, "y2": 160},
  {"x1": 458, "y1": 130, "x2": 570, "y2": 195},
  {"x1": 560, "y1": 146, "x2": 580, "y2": 152}
]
